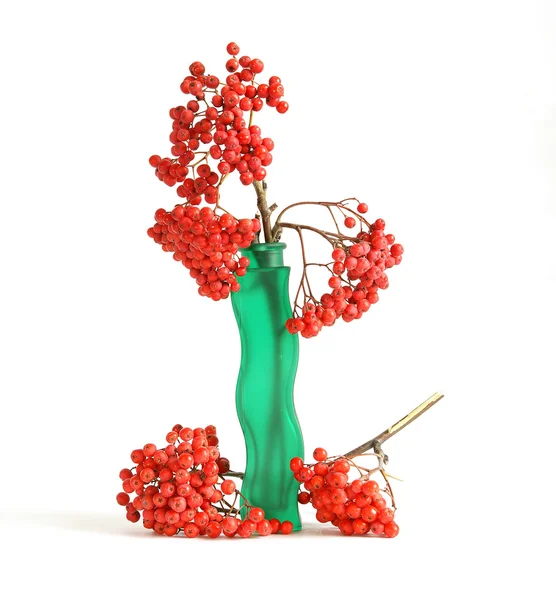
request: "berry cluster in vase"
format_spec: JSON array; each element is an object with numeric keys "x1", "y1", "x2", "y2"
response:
[
  {"x1": 117, "y1": 424, "x2": 294, "y2": 538},
  {"x1": 149, "y1": 206, "x2": 259, "y2": 300},
  {"x1": 147, "y1": 42, "x2": 404, "y2": 338}
]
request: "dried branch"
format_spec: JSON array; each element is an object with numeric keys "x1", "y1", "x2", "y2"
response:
[
  {"x1": 272, "y1": 199, "x2": 358, "y2": 229},
  {"x1": 221, "y1": 393, "x2": 444, "y2": 481},
  {"x1": 344, "y1": 392, "x2": 445, "y2": 460},
  {"x1": 279, "y1": 222, "x2": 359, "y2": 245},
  {"x1": 253, "y1": 180, "x2": 273, "y2": 242}
]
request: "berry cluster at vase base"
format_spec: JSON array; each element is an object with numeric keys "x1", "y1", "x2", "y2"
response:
[
  {"x1": 117, "y1": 424, "x2": 293, "y2": 537},
  {"x1": 290, "y1": 446, "x2": 400, "y2": 537}
]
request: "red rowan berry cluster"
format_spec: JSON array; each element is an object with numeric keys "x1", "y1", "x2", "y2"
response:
[
  {"x1": 147, "y1": 205, "x2": 260, "y2": 300},
  {"x1": 148, "y1": 42, "x2": 287, "y2": 203},
  {"x1": 117, "y1": 424, "x2": 293, "y2": 537},
  {"x1": 284, "y1": 203, "x2": 404, "y2": 337},
  {"x1": 290, "y1": 447, "x2": 400, "y2": 537},
  {"x1": 148, "y1": 46, "x2": 405, "y2": 338}
]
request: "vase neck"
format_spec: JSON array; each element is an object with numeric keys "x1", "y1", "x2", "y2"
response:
[{"x1": 241, "y1": 243, "x2": 287, "y2": 268}]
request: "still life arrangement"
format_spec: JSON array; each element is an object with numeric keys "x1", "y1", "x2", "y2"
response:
[{"x1": 117, "y1": 42, "x2": 443, "y2": 538}]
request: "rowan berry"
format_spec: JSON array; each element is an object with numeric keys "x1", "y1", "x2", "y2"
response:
[{"x1": 280, "y1": 521, "x2": 294, "y2": 535}]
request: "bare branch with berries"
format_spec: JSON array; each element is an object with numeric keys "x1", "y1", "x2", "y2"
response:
[
  {"x1": 289, "y1": 392, "x2": 445, "y2": 536},
  {"x1": 132, "y1": 41, "x2": 444, "y2": 540},
  {"x1": 117, "y1": 424, "x2": 293, "y2": 537},
  {"x1": 215, "y1": 392, "x2": 446, "y2": 491},
  {"x1": 146, "y1": 42, "x2": 404, "y2": 338}
]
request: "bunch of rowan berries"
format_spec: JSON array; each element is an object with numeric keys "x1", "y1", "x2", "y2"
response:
[
  {"x1": 291, "y1": 447, "x2": 399, "y2": 537},
  {"x1": 287, "y1": 215, "x2": 404, "y2": 338},
  {"x1": 117, "y1": 424, "x2": 293, "y2": 537},
  {"x1": 148, "y1": 42, "x2": 287, "y2": 203},
  {"x1": 147, "y1": 205, "x2": 260, "y2": 300}
]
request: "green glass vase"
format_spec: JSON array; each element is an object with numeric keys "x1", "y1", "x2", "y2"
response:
[{"x1": 231, "y1": 242, "x2": 304, "y2": 530}]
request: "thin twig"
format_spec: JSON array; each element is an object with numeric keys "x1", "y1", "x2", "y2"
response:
[
  {"x1": 280, "y1": 222, "x2": 359, "y2": 244},
  {"x1": 380, "y1": 470, "x2": 397, "y2": 509},
  {"x1": 327, "y1": 205, "x2": 342, "y2": 235},
  {"x1": 272, "y1": 199, "x2": 359, "y2": 227}
]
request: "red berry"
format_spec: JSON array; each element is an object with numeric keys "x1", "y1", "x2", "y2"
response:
[
  {"x1": 370, "y1": 521, "x2": 385, "y2": 535},
  {"x1": 206, "y1": 522, "x2": 223, "y2": 538},
  {"x1": 362, "y1": 480, "x2": 379, "y2": 495},
  {"x1": 289, "y1": 457, "x2": 303, "y2": 472},
  {"x1": 250, "y1": 58, "x2": 264, "y2": 73},
  {"x1": 384, "y1": 521, "x2": 399, "y2": 538},
  {"x1": 338, "y1": 519, "x2": 354, "y2": 536},
  {"x1": 126, "y1": 511, "x2": 140, "y2": 523},
  {"x1": 220, "y1": 480, "x2": 236, "y2": 495},
  {"x1": 326, "y1": 471, "x2": 348, "y2": 488},
  {"x1": 391, "y1": 243, "x2": 404, "y2": 257},
  {"x1": 242, "y1": 519, "x2": 257, "y2": 534},
  {"x1": 353, "y1": 518, "x2": 370, "y2": 535},
  {"x1": 226, "y1": 59, "x2": 239, "y2": 73},
  {"x1": 361, "y1": 505, "x2": 378, "y2": 523},
  {"x1": 119, "y1": 468, "x2": 132, "y2": 480},
  {"x1": 222, "y1": 516, "x2": 239, "y2": 534},
  {"x1": 184, "y1": 523, "x2": 200, "y2": 538},
  {"x1": 249, "y1": 507, "x2": 265, "y2": 523},
  {"x1": 217, "y1": 457, "x2": 231, "y2": 473},
  {"x1": 378, "y1": 508, "x2": 395, "y2": 524},
  {"x1": 130, "y1": 449, "x2": 145, "y2": 464},
  {"x1": 256, "y1": 519, "x2": 273, "y2": 536},
  {"x1": 116, "y1": 492, "x2": 130, "y2": 506},
  {"x1": 313, "y1": 447, "x2": 328, "y2": 461},
  {"x1": 373, "y1": 495, "x2": 388, "y2": 511},
  {"x1": 298, "y1": 491, "x2": 310, "y2": 504},
  {"x1": 226, "y1": 42, "x2": 240, "y2": 55},
  {"x1": 269, "y1": 518, "x2": 281, "y2": 534},
  {"x1": 332, "y1": 458, "x2": 350, "y2": 474},
  {"x1": 280, "y1": 521, "x2": 294, "y2": 535}
]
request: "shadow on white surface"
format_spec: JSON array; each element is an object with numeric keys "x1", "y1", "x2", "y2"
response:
[
  {"x1": 2, "y1": 512, "x2": 382, "y2": 540},
  {"x1": 3, "y1": 511, "x2": 148, "y2": 537}
]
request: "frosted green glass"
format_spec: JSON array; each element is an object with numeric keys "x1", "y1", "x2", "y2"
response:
[{"x1": 231, "y1": 243, "x2": 304, "y2": 530}]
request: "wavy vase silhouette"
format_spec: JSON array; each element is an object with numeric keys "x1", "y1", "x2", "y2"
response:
[{"x1": 231, "y1": 242, "x2": 304, "y2": 530}]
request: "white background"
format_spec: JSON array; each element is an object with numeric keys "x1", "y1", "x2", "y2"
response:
[{"x1": 1, "y1": 0, "x2": 555, "y2": 597}]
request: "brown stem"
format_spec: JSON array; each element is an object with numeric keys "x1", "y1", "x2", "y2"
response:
[
  {"x1": 190, "y1": 152, "x2": 210, "y2": 169},
  {"x1": 224, "y1": 470, "x2": 244, "y2": 480},
  {"x1": 279, "y1": 222, "x2": 359, "y2": 244},
  {"x1": 327, "y1": 205, "x2": 342, "y2": 235},
  {"x1": 380, "y1": 470, "x2": 397, "y2": 510},
  {"x1": 273, "y1": 199, "x2": 359, "y2": 228},
  {"x1": 218, "y1": 498, "x2": 241, "y2": 516},
  {"x1": 344, "y1": 392, "x2": 445, "y2": 459},
  {"x1": 253, "y1": 180, "x2": 273, "y2": 243},
  {"x1": 216, "y1": 506, "x2": 240, "y2": 516},
  {"x1": 336, "y1": 203, "x2": 373, "y2": 230}
]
